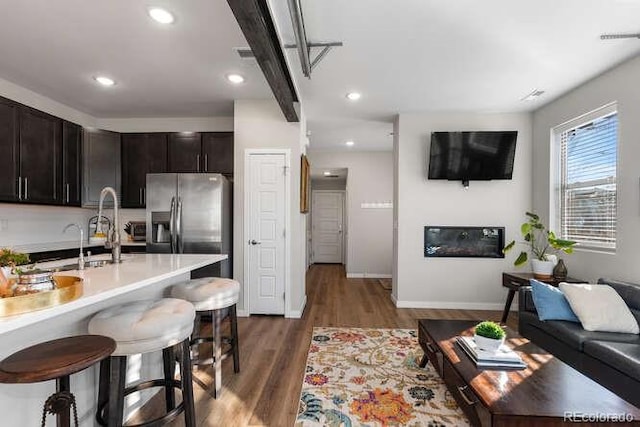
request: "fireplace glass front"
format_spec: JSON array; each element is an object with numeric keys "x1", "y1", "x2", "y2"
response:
[{"x1": 424, "y1": 226, "x2": 505, "y2": 258}]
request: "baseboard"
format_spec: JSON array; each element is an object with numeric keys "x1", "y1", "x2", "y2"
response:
[
  {"x1": 394, "y1": 300, "x2": 508, "y2": 311},
  {"x1": 236, "y1": 309, "x2": 249, "y2": 317},
  {"x1": 287, "y1": 295, "x2": 307, "y2": 319},
  {"x1": 347, "y1": 273, "x2": 392, "y2": 279},
  {"x1": 390, "y1": 293, "x2": 398, "y2": 305}
]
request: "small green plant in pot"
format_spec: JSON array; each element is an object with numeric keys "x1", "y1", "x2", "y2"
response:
[
  {"x1": 474, "y1": 321, "x2": 506, "y2": 352},
  {"x1": 503, "y1": 212, "x2": 576, "y2": 279},
  {"x1": 0, "y1": 248, "x2": 30, "y2": 273}
]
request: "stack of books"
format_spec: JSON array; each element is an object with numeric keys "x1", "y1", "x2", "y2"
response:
[{"x1": 456, "y1": 336, "x2": 526, "y2": 370}]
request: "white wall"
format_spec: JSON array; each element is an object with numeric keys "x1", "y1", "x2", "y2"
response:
[
  {"x1": 0, "y1": 77, "x2": 96, "y2": 127},
  {"x1": 308, "y1": 151, "x2": 393, "y2": 278},
  {"x1": 533, "y1": 55, "x2": 640, "y2": 284},
  {"x1": 0, "y1": 204, "x2": 95, "y2": 248},
  {"x1": 395, "y1": 112, "x2": 532, "y2": 309},
  {"x1": 233, "y1": 99, "x2": 307, "y2": 317}
]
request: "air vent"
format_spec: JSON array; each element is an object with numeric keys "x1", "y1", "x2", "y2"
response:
[{"x1": 235, "y1": 47, "x2": 255, "y2": 59}]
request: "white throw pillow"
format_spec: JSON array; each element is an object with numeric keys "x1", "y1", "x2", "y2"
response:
[{"x1": 559, "y1": 283, "x2": 640, "y2": 334}]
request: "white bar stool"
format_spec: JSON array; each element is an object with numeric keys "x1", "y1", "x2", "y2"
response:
[
  {"x1": 88, "y1": 298, "x2": 196, "y2": 427},
  {"x1": 171, "y1": 277, "x2": 240, "y2": 398}
]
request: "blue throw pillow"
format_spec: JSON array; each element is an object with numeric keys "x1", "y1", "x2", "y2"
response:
[{"x1": 529, "y1": 279, "x2": 580, "y2": 322}]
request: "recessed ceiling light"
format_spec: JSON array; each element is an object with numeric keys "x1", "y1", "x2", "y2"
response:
[
  {"x1": 227, "y1": 74, "x2": 245, "y2": 84},
  {"x1": 94, "y1": 76, "x2": 115, "y2": 87},
  {"x1": 148, "y1": 7, "x2": 175, "y2": 24},
  {"x1": 323, "y1": 171, "x2": 331, "y2": 176},
  {"x1": 345, "y1": 140, "x2": 355, "y2": 146},
  {"x1": 346, "y1": 92, "x2": 361, "y2": 101}
]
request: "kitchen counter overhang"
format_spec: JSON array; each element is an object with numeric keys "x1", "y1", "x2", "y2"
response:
[{"x1": 0, "y1": 253, "x2": 227, "y2": 335}]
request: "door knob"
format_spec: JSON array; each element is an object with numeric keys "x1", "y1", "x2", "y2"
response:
[{"x1": 249, "y1": 239, "x2": 261, "y2": 245}]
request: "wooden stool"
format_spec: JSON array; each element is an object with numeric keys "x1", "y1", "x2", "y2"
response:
[
  {"x1": 0, "y1": 335, "x2": 116, "y2": 427},
  {"x1": 89, "y1": 298, "x2": 196, "y2": 427},
  {"x1": 171, "y1": 277, "x2": 240, "y2": 398}
]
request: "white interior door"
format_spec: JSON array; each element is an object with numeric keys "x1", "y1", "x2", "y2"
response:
[
  {"x1": 311, "y1": 191, "x2": 344, "y2": 263},
  {"x1": 247, "y1": 153, "x2": 286, "y2": 314}
]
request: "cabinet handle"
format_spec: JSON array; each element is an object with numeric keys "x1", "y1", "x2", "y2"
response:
[
  {"x1": 139, "y1": 188, "x2": 143, "y2": 205},
  {"x1": 17, "y1": 177, "x2": 22, "y2": 200},
  {"x1": 204, "y1": 154, "x2": 208, "y2": 172},
  {"x1": 24, "y1": 178, "x2": 28, "y2": 200},
  {"x1": 196, "y1": 154, "x2": 201, "y2": 172},
  {"x1": 143, "y1": 187, "x2": 146, "y2": 205},
  {"x1": 457, "y1": 385, "x2": 478, "y2": 406},
  {"x1": 66, "y1": 183, "x2": 70, "y2": 204}
]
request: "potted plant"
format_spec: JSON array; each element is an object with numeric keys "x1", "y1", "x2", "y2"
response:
[
  {"x1": 474, "y1": 321, "x2": 506, "y2": 352},
  {"x1": 0, "y1": 248, "x2": 31, "y2": 279},
  {"x1": 503, "y1": 212, "x2": 576, "y2": 279}
]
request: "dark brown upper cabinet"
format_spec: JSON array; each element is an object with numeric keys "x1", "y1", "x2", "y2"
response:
[
  {"x1": 121, "y1": 133, "x2": 168, "y2": 208},
  {"x1": 0, "y1": 98, "x2": 19, "y2": 202},
  {"x1": 167, "y1": 132, "x2": 233, "y2": 175},
  {"x1": 62, "y1": 121, "x2": 82, "y2": 206},
  {"x1": 168, "y1": 132, "x2": 202, "y2": 172},
  {"x1": 202, "y1": 132, "x2": 233, "y2": 175},
  {"x1": 18, "y1": 106, "x2": 62, "y2": 205}
]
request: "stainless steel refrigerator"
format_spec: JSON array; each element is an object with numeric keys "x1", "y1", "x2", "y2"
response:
[{"x1": 146, "y1": 173, "x2": 232, "y2": 278}]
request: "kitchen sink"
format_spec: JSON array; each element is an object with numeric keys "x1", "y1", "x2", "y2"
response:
[{"x1": 46, "y1": 259, "x2": 111, "y2": 272}]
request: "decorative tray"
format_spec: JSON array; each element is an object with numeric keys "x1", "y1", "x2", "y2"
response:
[{"x1": 0, "y1": 275, "x2": 83, "y2": 317}]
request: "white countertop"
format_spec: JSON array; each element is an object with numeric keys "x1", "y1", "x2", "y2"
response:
[
  {"x1": 11, "y1": 240, "x2": 147, "y2": 253},
  {"x1": 0, "y1": 253, "x2": 227, "y2": 334}
]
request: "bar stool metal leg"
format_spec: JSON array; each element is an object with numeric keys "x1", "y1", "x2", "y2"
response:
[
  {"x1": 230, "y1": 304, "x2": 240, "y2": 373},
  {"x1": 213, "y1": 308, "x2": 222, "y2": 398},
  {"x1": 97, "y1": 358, "x2": 111, "y2": 425},
  {"x1": 180, "y1": 339, "x2": 196, "y2": 427},
  {"x1": 55, "y1": 375, "x2": 71, "y2": 427},
  {"x1": 107, "y1": 356, "x2": 127, "y2": 427},
  {"x1": 162, "y1": 347, "x2": 176, "y2": 411}
]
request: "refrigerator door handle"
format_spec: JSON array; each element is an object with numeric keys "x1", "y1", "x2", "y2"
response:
[
  {"x1": 169, "y1": 197, "x2": 176, "y2": 253},
  {"x1": 176, "y1": 197, "x2": 183, "y2": 253}
]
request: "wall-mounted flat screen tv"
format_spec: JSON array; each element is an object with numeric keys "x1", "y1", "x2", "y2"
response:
[{"x1": 428, "y1": 131, "x2": 517, "y2": 184}]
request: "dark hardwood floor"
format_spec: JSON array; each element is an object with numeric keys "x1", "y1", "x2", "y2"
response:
[{"x1": 146, "y1": 264, "x2": 514, "y2": 426}]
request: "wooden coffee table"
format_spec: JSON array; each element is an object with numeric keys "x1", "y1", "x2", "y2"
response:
[{"x1": 418, "y1": 319, "x2": 640, "y2": 426}]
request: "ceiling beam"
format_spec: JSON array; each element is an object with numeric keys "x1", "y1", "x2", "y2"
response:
[{"x1": 227, "y1": 0, "x2": 299, "y2": 122}]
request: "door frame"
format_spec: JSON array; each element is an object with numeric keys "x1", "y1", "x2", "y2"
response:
[
  {"x1": 243, "y1": 149, "x2": 291, "y2": 316},
  {"x1": 311, "y1": 190, "x2": 346, "y2": 264}
]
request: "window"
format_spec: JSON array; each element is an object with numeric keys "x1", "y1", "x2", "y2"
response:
[{"x1": 554, "y1": 104, "x2": 618, "y2": 250}]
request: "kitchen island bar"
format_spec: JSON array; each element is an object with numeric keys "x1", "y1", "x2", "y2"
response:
[{"x1": 0, "y1": 253, "x2": 227, "y2": 426}]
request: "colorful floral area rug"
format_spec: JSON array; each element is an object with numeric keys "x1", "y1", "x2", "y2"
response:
[{"x1": 295, "y1": 327, "x2": 469, "y2": 427}]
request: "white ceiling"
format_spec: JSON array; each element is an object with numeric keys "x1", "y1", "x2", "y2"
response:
[
  {"x1": 270, "y1": 0, "x2": 640, "y2": 151},
  {"x1": 2, "y1": 0, "x2": 639, "y2": 145},
  {"x1": 0, "y1": 0, "x2": 272, "y2": 117}
]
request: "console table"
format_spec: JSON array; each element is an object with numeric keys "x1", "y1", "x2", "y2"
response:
[{"x1": 501, "y1": 272, "x2": 582, "y2": 323}]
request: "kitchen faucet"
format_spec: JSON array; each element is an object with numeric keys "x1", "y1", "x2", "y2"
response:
[
  {"x1": 98, "y1": 186, "x2": 122, "y2": 264},
  {"x1": 63, "y1": 223, "x2": 85, "y2": 270}
]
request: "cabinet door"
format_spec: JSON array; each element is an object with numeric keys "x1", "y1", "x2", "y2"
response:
[
  {"x1": 62, "y1": 121, "x2": 82, "y2": 206},
  {"x1": 202, "y1": 132, "x2": 233, "y2": 174},
  {"x1": 121, "y1": 133, "x2": 168, "y2": 208},
  {"x1": 0, "y1": 98, "x2": 19, "y2": 202},
  {"x1": 19, "y1": 107, "x2": 61, "y2": 204},
  {"x1": 168, "y1": 132, "x2": 202, "y2": 172},
  {"x1": 82, "y1": 129, "x2": 121, "y2": 207}
]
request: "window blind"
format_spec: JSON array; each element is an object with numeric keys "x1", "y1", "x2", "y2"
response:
[{"x1": 558, "y1": 112, "x2": 617, "y2": 249}]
